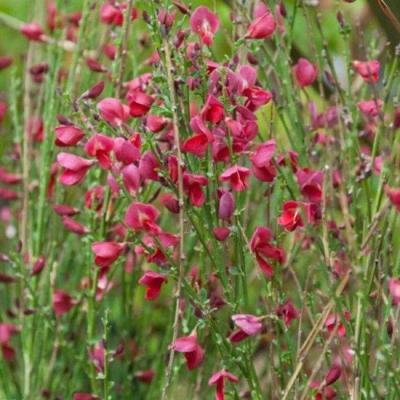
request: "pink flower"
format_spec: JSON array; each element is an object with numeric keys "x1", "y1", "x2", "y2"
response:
[
  {"x1": 0, "y1": 167, "x2": 21, "y2": 184},
  {"x1": 229, "y1": 314, "x2": 262, "y2": 343},
  {"x1": 81, "y1": 81, "x2": 105, "y2": 100},
  {"x1": 352, "y1": 60, "x2": 380, "y2": 83},
  {"x1": 293, "y1": 58, "x2": 318, "y2": 87},
  {"x1": 324, "y1": 365, "x2": 341, "y2": 386},
  {"x1": 218, "y1": 191, "x2": 235, "y2": 220},
  {"x1": 0, "y1": 323, "x2": 18, "y2": 361},
  {"x1": 145, "y1": 115, "x2": 167, "y2": 133},
  {"x1": 90, "y1": 342, "x2": 105, "y2": 372},
  {"x1": 20, "y1": 22, "x2": 44, "y2": 41},
  {"x1": 325, "y1": 311, "x2": 350, "y2": 337},
  {"x1": 135, "y1": 369, "x2": 155, "y2": 384},
  {"x1": 385, "y1": 186, "x2": 400, "y2": 212},
  {"x1": 0, "y1": 56, "x2": 13, "y2": 70},
  {"x1": 55, "y1": 125, "x2": 84, "y2": 147},
  {"x1": 74, "y1": 393, "x2": 99, "y2": 400},
  {"x1": 276, "y1": 300, "x2": 299, "y2": 326},
  {"x1": 250, "y1": 140, "x2": 276, "y2": 183},
  {"x1": 62, "y1": 216, "x2": 89, "y2": 235},
  {"x1": 250, "y1": 226, "x2": 285, "y2": 277},
  {"x1": 57, "y1": 152, "x2": 94, "y2": 186},
  {"x1": 0, "y1": 324, "x2": 18, "y2": 345},
  {"x1": 296, "y1": 168, "x2": 324, "y2": 203},
  {"x1": 52, "y1": 290, "x2": 76, "y2": 317},
  {"x1": 113, "y1": 137, "x2": 140, "y2": 165},
  {"x1": 84, "y1": 133, "x2": 114, "y2": 169},
  {"x1": 125, "y1": 202, "x2": 160, "y2": 233},
  {"x1": 122, "y1": 164, "x2": 141, "y2": 194},
  {"x1": 97, "y1": 98, "x2": 130, "y2": 126},
  {"x1": 358, "y1": 99, "x2": 382, "y2": 118},
  {"x1": 160, "y1": 193, "x2": 180, "y2": 214},
  {"x1": 139, "y1": 151, "x2": 160, "y2": 181},
  {"x1": 127, "y1": 90, "x2": 154, "y2": 117},
  {"x1": 243, "y1": 86, "x2": 273, "y2": 111},
  {"x1": 190, "y1": 6, "x2": 220, "y2": 46},
  {"x1": 208, "y1": 370, "x2": 238, "y2": 400},
  {"x1": 201, "y1": 95, "x2": 224, "y2": 124},
  {"x1": 219, "y1": 165, "x2": 251, "y2": 192},
  {"x1": 389, "y1": 278, "x2": 400, "y2": 306},
  {"x1": 245, "y1": 4, "x2": 276, "y2": 39},
  {"x1": 138, "y1": 271, "x2": 167, "y2": 300},
  {"x1": 171, "y1": 335, "x2": 204, "y2": 370},
  {"x1": 183, "y1": 172, "x2": 208, "y2": 207},
  {"x1": 31, "y1": 256, "x2": 46, "y2": 276},
  {"x1": 91, "y1": 241, "x2": 124, "y2": 268}
]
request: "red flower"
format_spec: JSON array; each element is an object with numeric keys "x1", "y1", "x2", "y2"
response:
[
  {"x1": 125, "y1": 202, "x2": 160, "y2": 233},
  {"x1": 208, "y1": 369, "x2": 238, "y2": 400},
  {"x1": 250, "y1": 226, "x2": 285, "y2": 277},
  {"x1": 127, "y1": 90, "x2": 154, "y2": 117},
  {"x1": 91, "y1": 241, "x2": 124, "y2": 268},
  {"x1": 293, "y1": 58, "x2": 318, "y2": 87},
  {"x1": 20, "y1": 22, "x2": 44, "y2": 41},
  {"x1": 182, "y1": 115, "x2": 214, "y2": 157},
  {"x1": 352, "y1": 60, "x2": 380, "y2": 83},
  {"x1": 229, "y1": 314, "x2": 262, "y2": 343},
  {"x1": 138, "y1": 271, "x2": 167, "y2": 300},
  {"x1": 213, "y1": 226, "x2": 230, "y2": 241},
  {"x1": 296, "y1": 168, "x2": 324, "y2": 203},
  {"x1": 171, "y1": 335, "x2": 204, "y2": 370},
  {"x1": 245, "y1": 3, "x2": 276, "y2": 39},
  {"x1": 135, "y1": 369, "x2": 155, "y2": 384},
  {"x1": 57, "y1": 152, "x2": 94, "y2": 186},
  {"x1": 277, "y1": 201, "x2": 304, "y2": 231},
  {"x1": 201, "y1": 95, "x2": 224, "y2": 124},
  {"x1": 219, "y1": 165, "x2": 251, "y2": 192},
  {"x1": 84, "y1": 133, "x2": 114, "y2": 169},
  {"x1": 97, "y1": 98, "x2": 130, "y2": 126},
  {"x1": 250, "y1": 140, "x2": 276, "y2": 182},
  {"x1": 183, "y1": 172, "x2": 208, "y2": 207},
  {"x1": 276, "y1": 300, "x2": 299, "y2": 326},
  {"x1": 55, "y1": 125, "x2": 84, "y2": 147},
  {"x1": 190, "y1": 6, "x2": 220, "y2": 46},
  {"x1": 52, "y1": 289, "x2": 76, "y2": 317}
]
